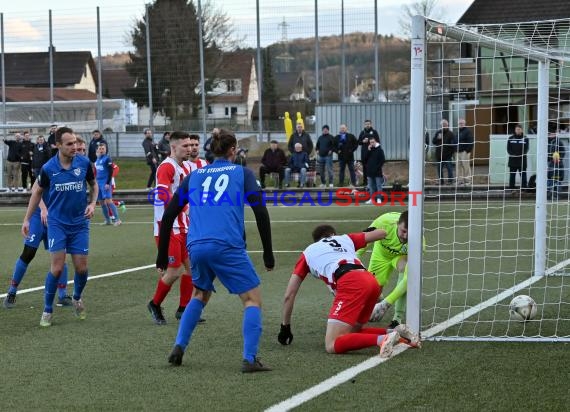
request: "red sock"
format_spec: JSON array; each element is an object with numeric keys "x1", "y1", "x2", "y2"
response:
[
  {"x1": 359, "y1": 327, "x2": 387, "y2": 335},
  {"x1": 152, "y1": 278, "x2": 171, "y2": 305},
  {"x1": 179, "y1": 274, "x2": 193, "y2": 308},
  {"x1": 333, "y1": 333, "x2": 379, "y2": 354}
]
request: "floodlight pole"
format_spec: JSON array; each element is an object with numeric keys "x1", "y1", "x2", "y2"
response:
[
  {"x1": 197, "y1": 0, "x2": 207, "y2": 141},
  {"x1": 145, "y1": 4, "x2": 153, "y2": 131},
  {"x1": 407, "y1": 15, "x2": 426, "y2": 335}
]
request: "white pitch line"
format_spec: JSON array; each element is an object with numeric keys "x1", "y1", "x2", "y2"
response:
[
  {"x1": 0, "y1": 264, "x2": 155, "y2": 299},
  {"x1": 264, "y1": 345, "x2": 410, "y2": 412}
]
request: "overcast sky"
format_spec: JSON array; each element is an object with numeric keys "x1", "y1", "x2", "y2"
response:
[{"x1": 0, "y1": 0, "x2": 474, "y2": 54}]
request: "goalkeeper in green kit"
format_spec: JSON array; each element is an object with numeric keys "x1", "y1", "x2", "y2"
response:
[{"x1": 356, "y1": 210, "x2": 422, "y2": 327}]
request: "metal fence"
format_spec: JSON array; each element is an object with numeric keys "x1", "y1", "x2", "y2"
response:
[{"x1": 0, "y1": 1, "x2": 410, "y2": 137}]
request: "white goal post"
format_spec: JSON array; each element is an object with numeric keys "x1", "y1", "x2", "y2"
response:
[{"x1": 408, "y1": 15, "x2": 570, "y2": 342}]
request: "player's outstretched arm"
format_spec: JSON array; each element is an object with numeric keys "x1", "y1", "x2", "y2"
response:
[
  {"x1": 244, "y1": 168, "x2": 274, "y2": 270},
  {"x1": 363, "y1": 228, "x2": 387, "y2": 244},
  {"x1": 279, "y1": 274, "x2": 303, "y2": 345}
]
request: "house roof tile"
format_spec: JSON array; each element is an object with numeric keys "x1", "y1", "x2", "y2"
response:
[{"x1": 458, "y1": 0, "x2": 570, "y2": 24}]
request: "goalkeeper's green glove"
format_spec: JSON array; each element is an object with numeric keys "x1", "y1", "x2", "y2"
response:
[
  {"x1": 369, "y1": 300, "x2": 391, "y2": 322},
  {"x1": 278, "y1": 324, "x2": 293, "y2": 345}
]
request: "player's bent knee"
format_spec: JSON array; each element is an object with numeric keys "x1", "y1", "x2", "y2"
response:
[{"x1": 20, "y1": 245, "x2": 38, "y2": 264}]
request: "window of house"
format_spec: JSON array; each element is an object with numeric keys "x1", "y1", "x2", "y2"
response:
[
  {"x1": 231, "y1": 107, "x2": 238, "y2": 117},
  {"x1": 225, "y1": 107, "x2": 229, "y2": 116},
  {"x1": 227, "y1": 79, "x2": 236, "y2": 92},
  {"x1": 207, "y1": 105, "x2": 212, "y2": 114}
]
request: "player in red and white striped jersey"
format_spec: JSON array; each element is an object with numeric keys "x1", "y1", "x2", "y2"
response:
[
  {"x1": 185, "y1": 134, "x2": 208, "y2": 171},
  {"x1": 147, "y1": 131, "x2": 195, "y2": 325},
  {"x1": 278, "y1": 225, "x2": 420, "y2": 358}
]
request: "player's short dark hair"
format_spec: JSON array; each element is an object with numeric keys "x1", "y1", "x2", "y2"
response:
[
  {"x1": 211, "y1": 128, "x2": 237, "y2": 156},
  {"x1": 312, "y1": 225, "x2": 336, "y2": 242},
  {"x1": 169, "y1": 131, "x2": 190, "y2": 142},
  {"x1": 55, "y1": 126, "x2": 74, "y2": 143},
  {"x1": 398, "y1": 210, "x2": 408, "y2": 229},
  {"x1": 189, "y1": 134, "x2": 200, "y2": 141},
  {"x1": 364, "y1": 119, "x2": 371, "y2": 123}
]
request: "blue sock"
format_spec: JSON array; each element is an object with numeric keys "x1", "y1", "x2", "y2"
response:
[
  {"x1": 57, "y1": 263, "x2": 68, "y2": 299},
  {"x1": 175, "y1": 298, "x2": 205, "y2": 350},
  {"x1": 8, "y1": 258, "x2": 28, "y2": 295},
  {"x1": 101, "y1": 204, "x2": 110, "y2": 223},
  {"x1": 108, "y1": 202, "x2": 119, "y2": 220},
  {"x1": 73, "y1": 271, "x2": 88, "y2": 301},
  {"x1": 44, "y1": 272, "x2": 58, "y2": 313},
  {"x1": 242, "y1": 306, "x2": 262, "y2": 363}
]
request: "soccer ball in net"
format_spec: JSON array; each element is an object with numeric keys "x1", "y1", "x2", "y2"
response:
[{"x1": 509, "y1": 295, "x2": 538, "y2": 322}]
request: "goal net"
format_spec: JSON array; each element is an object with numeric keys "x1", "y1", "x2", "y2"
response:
[{"x1": 408, "y1": 16, "x2": 570, "y2": 341}]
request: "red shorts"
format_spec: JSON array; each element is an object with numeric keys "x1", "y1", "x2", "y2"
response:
[
  {"x1": 154, "y1": 233, "x2": 188, "y2": 269},
  {"x1": 328, "y1": 270, "x2": 381, "y2": 326}
]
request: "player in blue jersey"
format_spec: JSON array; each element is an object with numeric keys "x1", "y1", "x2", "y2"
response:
[
  {"x1": 95, "y1": 143, "x2": 122, "y2": 226},
  {"x1": 22, "y1": 127, "x2": 98, "y2": 327},
  {"x1": 3, "y1": 190, "x2": 71, "y2": 309},
  {"x1": 156, "y1": 128, "x2": 275, "y2": 373}
]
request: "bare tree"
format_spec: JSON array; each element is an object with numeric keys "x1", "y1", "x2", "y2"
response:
[{"x1": 399, "y1": 0, "x2": 443, "y2": 37}]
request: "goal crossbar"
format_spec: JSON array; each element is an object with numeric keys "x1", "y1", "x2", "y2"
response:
[{"x1": 425, "y1": 18, "x2": 570, "y2": 63}]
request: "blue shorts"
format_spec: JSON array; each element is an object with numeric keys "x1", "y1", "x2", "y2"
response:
[
  {"x1": 190, "y1": 241, "x2": 260, "y2": 294},
  {"x1": 25, "y1": 212, "x2": 48, "y2": 250},
  {"x1": 48, "y1": 221, "x2": 90, "y2": 255},
  {"x1": 97, "y1": 181, "x2": 112, "y2": 200}
]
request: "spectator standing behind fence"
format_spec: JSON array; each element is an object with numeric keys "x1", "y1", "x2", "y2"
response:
[
  {"x1": 32, "y1": 135, "x2": 51, "y2": 186},
  {"x1": 288, "y1": 122, "x2": 313, "y2": 156},
  {"x1": 203, "y1": 128, "x2": 218, "y2": 164},
  {"x1": 142, "y1": 128, "x2": 159, "y2": 190},
  {"x1": 47, "y1": 125, "x2": 58, "y2": 157},
  {"x1": 334, "y1": 124, "x2": 358, "y2": 187},
  {"x1": 157, "y1": 131, "x2": 171, "y2": 163},
  {"x1": 3, "y1": 132, "x2": 22, "y2": 192},
  {"x1": 363, "y1": 135, "x2": 386, "y2": 204},
  {"x1": 358, "y1": 120, "x2": 380, "y2": 186},
  {"x1": 259, "y1": 140, "x2": 286, "y2": 189},
  {"x1": 456, "y1": 118, "x2": 474, "y2": 186},
  {"x1": 88, "y1": 130, "x2": 108, "y2": 163},
  {"x1": 432, "y1": 119, "x2": 456, "y2": 185},
  {"x1": 19, "y1": 131, "x2": 34, "y2": 191},
  {"x1": 546, "y1": 131, "x2": 566, "y2": 199},
  {"x1": 316, "y1": 125, "x2": 335, "y2": 188},
  {"x1": 506, "y1": 124, "x2": 529, "y2": 190},
  {"x1": 284, "y1": 143, "x2": 309, "y2": 188}
]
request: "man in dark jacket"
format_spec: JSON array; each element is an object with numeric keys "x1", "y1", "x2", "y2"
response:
[
  {"x1": 284, "y1": 143, "x2": 309, "y2": 188},
  {"x1": 334, "y1": 124, "x2": 358, "y2": 187},
  {"x1": 358, "y1": 120, "x2": 380, "y2": 186},
  {"x1": 3, "y1": 132, "x2": 22, "y2": 191},
  {"x1": 19, "y1": 131, "x2": 35, "y2": 190},
  {"x1": 259, "y1": 140, "x2": 287, "y2": 189},
  {"x1": 506, "y1": 124, "x2": 529, "y2": 189},
  {"x1": 288, "y1": 123, "x2": 313, "y2": 155},
  {"x1": 47, "y1": 124, "x2": 58, "y2": 157},
  {"x1": 142, "y1": 128, "x2": 159, "y2": 190},
  {"x1": 315, "y1": 125, "x2": 335, "y2": 187},
  {"x1": 546, "y1": 132, "x2": 565, "y2": 199},
  {"x1": 88, "y1": 130, "x2": 108, "y2": 163},
  {"x1": 363, "y1": 135, "x2": 386, "y2": 203},
  {"x1": 157, "y1": 132, "x2": 171, "y2": 163},
  {"x1": 432, "y1": 119, "x2": 456, "y2": 185},
  {"x1": 31, "y1": 135, "x2": 51, "y2": 186},
  {"x1": 456, "y1": 118, "x2": 474, "y2": 186}
]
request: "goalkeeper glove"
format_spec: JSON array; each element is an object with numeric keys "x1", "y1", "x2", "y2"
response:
[
  {"x1": 369, "y1": 300, "x2": 391, "y2": 322},
  {"x1": 278, "y1": 324, "x2": 293, "y2": 345},
  {"x1": 363, "y1": 226, "x2": 377, "y2": 233}
]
